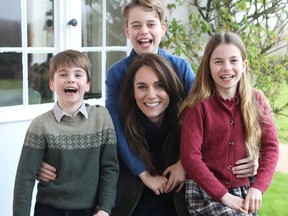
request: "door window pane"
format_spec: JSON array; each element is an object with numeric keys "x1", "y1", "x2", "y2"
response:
[
  {"x1": 27, "y1": 0, "x2": 54, "y2": 47},
  {"x1": 85, "y1": 52, "x2": 102, "y2": 98},
  {"x1": 82, "y1": 0, "x2": 127, "y2": 47},
  {"x1": 28, "y1": 53, "x2": 53, "y2": 104},
  {"x1": 106, "y1": 51, "x2": 127, "y2": 72},
  {"x1": 0, "y1": 0, "x2": 21, "y2": 47},
  {"x1": 107, "y1": 1, "x2": 127, "y2": 46},
  {"x1": 0, "y1": 53, "x2": 22, "y2": 107},
  {"x1": 82, "y1": 0, "x2": 103, "y2": 47}
]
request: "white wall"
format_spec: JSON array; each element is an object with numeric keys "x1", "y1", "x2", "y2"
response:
[
  {"x1": 0, "y1": 103, "x2": 54, "y2": 215},
  {"x1": 0, "y1": 119, "x2": 35, "y2": 215}
]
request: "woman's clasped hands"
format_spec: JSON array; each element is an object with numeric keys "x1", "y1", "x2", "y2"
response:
[{"x1": 139, "y1": 159, "x2": 185, "y2": 195}]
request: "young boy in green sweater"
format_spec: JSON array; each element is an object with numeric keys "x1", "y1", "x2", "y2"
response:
[{"x1": 13, "y1": 49, "x2": 119, "y2": 216}]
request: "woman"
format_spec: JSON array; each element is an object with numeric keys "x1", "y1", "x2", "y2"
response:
[{"x1": 112, "y1": 54, "x2": 187, "y2": 215}]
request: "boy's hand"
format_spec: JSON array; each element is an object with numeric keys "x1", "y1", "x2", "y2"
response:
[{"x1": 37, "y1": 161, "x2": 57, "y2": 182}]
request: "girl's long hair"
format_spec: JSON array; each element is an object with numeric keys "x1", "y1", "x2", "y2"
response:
[
  {"x1": 179, "y1": 32, "x2": 263, "y2": 160},
  {"x1": 120, "y1": 54, "x2": 185, "y2": 174}
]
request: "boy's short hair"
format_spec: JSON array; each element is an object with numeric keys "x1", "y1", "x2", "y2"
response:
[
  {"x1": 49, "y1": 49, "x2": 91, "y2": 81},
  {"x1": 122, "y1": 0, "x2": 164, "y2": 26}
]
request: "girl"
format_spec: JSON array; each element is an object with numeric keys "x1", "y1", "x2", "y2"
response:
[{"x1": 180, "y1": 32, "x2": 279, "y2": 216}]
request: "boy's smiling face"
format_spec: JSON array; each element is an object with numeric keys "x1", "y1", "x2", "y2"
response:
[
  {"x1": 49, "y1": 66, "x2": 91, "y2": 112},
  {"x1": 125, "y1": 6, "x2": 166, "y2": 55}
]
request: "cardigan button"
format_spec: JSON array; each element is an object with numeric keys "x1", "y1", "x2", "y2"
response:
[
  {"x1": 229, "y1": 141, "x2": 234, "y2": 145},
  {"x1": 230, "y1": 120, "x2": 235, "y2": 125},
  {"x1": 224, "y1": 181, "x2": 230, "y2": 185},
  {"x1": 227, "y1": 165, "x2": 232, "y2": 170}
]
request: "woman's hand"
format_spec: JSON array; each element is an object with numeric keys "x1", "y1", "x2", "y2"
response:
[
  {"x1": 36, "y1": 161, "x2": 57, "y2": 182},
  {"x1": 232, "y1": 157, "x2": 258, "y2": 178},
  {"x1": 162, "y1": 160, "x2": 186, "y2": 193},
  {"x1": 243, "y1": 187, "x2": 262, "y2": 213},
  {"x1": 138, "y1": 171, "x2": 168, "y2": 195}
]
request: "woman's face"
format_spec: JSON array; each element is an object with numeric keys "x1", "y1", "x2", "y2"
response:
[{"x1": 133, "y1": 66, "x2": 170, "y2": 126}]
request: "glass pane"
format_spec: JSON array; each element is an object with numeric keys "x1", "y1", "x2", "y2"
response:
[
  {"x1": 82, "y1": 0, "x2": 102, "y2": 47},
  {"x1": 28, "y1": 53, "x2": 53, "y2": 104},
  {"x1": 27, "y1": 0, "x2": 54, "y2": 47},
  {"x1": 106, "y1": 51, "x2": 127, "y2": 72},
  {"x1": 0, "y1": 0, "x2": 21, "y2": 47},
  {"x1": 0, "y1": 53, "x2": 23, "y2": 107},
  {"x1": 107, "y1": 1, "x2": 127, "y2": 46},
  {"x1": 85, "y1": 52, "x2": 102, "y2": 99}
]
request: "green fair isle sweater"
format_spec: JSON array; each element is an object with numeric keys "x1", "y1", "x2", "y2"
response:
[{"x1": 13, "y1": 104, "x2": 119, "y2": 216}]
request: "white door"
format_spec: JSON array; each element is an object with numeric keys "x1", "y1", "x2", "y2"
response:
[{"x1": 0, "y1": 0, "x2": 129, "y2": 108}]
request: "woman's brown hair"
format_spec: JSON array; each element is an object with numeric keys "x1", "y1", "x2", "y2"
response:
[{"x1": 120, "y1": 53, "x2": 184, "y2": 174}]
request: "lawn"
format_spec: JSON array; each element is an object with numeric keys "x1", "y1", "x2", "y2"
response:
[{"x1": 259, "y1": 172, "x2": 288, "y2": 216}]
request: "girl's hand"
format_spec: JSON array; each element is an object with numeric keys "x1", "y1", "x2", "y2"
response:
[
  {"x1": 232, "y1": 157, "x2": 258, "y2": 178},
  {"x1": 243, "y1": 187, "x2": 262, "y2": 213},
  {"x1": 138, "y1": 171, "x2": 168, "y2": 195},
  {"x1": 93, "y1": 210, "x2": 109, "y2": 216},
  {"x1": 220, "y1": 192, "x2": 248, "y2": 214},
  {"x1": 162, "y1": 160, "x2": 186, "y2": 193},
  {"x1": 36, "y1": 161, "x2": 57, "y2": 182}
]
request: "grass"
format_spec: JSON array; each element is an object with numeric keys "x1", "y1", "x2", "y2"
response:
[
  {"x1": 0, "y1": 79, "x2": 22, "y2": 89},
  {"x1": 259, "y1": 172, "x2": 288, "y2": 216}
]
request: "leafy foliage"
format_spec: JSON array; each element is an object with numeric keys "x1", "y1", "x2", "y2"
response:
[{"x1": 161, "y1": 0, "x2": 288, "y2": 142}]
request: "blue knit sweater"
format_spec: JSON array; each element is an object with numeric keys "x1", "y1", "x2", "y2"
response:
[{"x1": 105, "y1": 48, "x2": 195, "y2": 176}]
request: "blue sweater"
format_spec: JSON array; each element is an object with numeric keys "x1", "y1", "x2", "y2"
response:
[{"x1": 105, "y1": 48, "x2": 195, "y2": 176}]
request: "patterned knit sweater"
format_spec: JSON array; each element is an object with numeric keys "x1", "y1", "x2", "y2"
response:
[{"x1": 13, "y1": 104, "x2": 119, "y2": 216}]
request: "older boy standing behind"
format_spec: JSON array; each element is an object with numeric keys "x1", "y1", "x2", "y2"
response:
[
  {"x1": 13, "y1": 50, "x2": 119, "y2": 216},
  {"x1": 106, "y1": 0, "x2": 194, "y2": 189}
]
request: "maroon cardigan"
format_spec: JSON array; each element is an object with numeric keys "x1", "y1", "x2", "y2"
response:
[{"x1": 180, "y1": 91, "x2": 279, "y2": 200}]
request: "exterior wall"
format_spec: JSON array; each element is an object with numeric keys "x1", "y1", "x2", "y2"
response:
[{"x1": 0, "y1": 120, "x2": 35, "y2": 215}]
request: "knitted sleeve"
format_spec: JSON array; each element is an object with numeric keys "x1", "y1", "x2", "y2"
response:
[
  {"x1": 13, "y1": 115, "x2": 47, "y2": 216},
  {"x1": 251, "y1": 90, "x2": 279, "y2": 193},
  {"x1": 95, "y1": 106, "x2": 119, "y2": 214}
]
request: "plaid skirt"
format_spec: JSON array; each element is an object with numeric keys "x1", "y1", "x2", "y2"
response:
[{"x1": 185, "y1": 179, "x2": 258, "y2": 216}]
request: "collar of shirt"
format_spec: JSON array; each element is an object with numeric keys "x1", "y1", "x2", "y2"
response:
[{"x1": 53, "y1": 102, "x2": 88, "y2": 123}]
